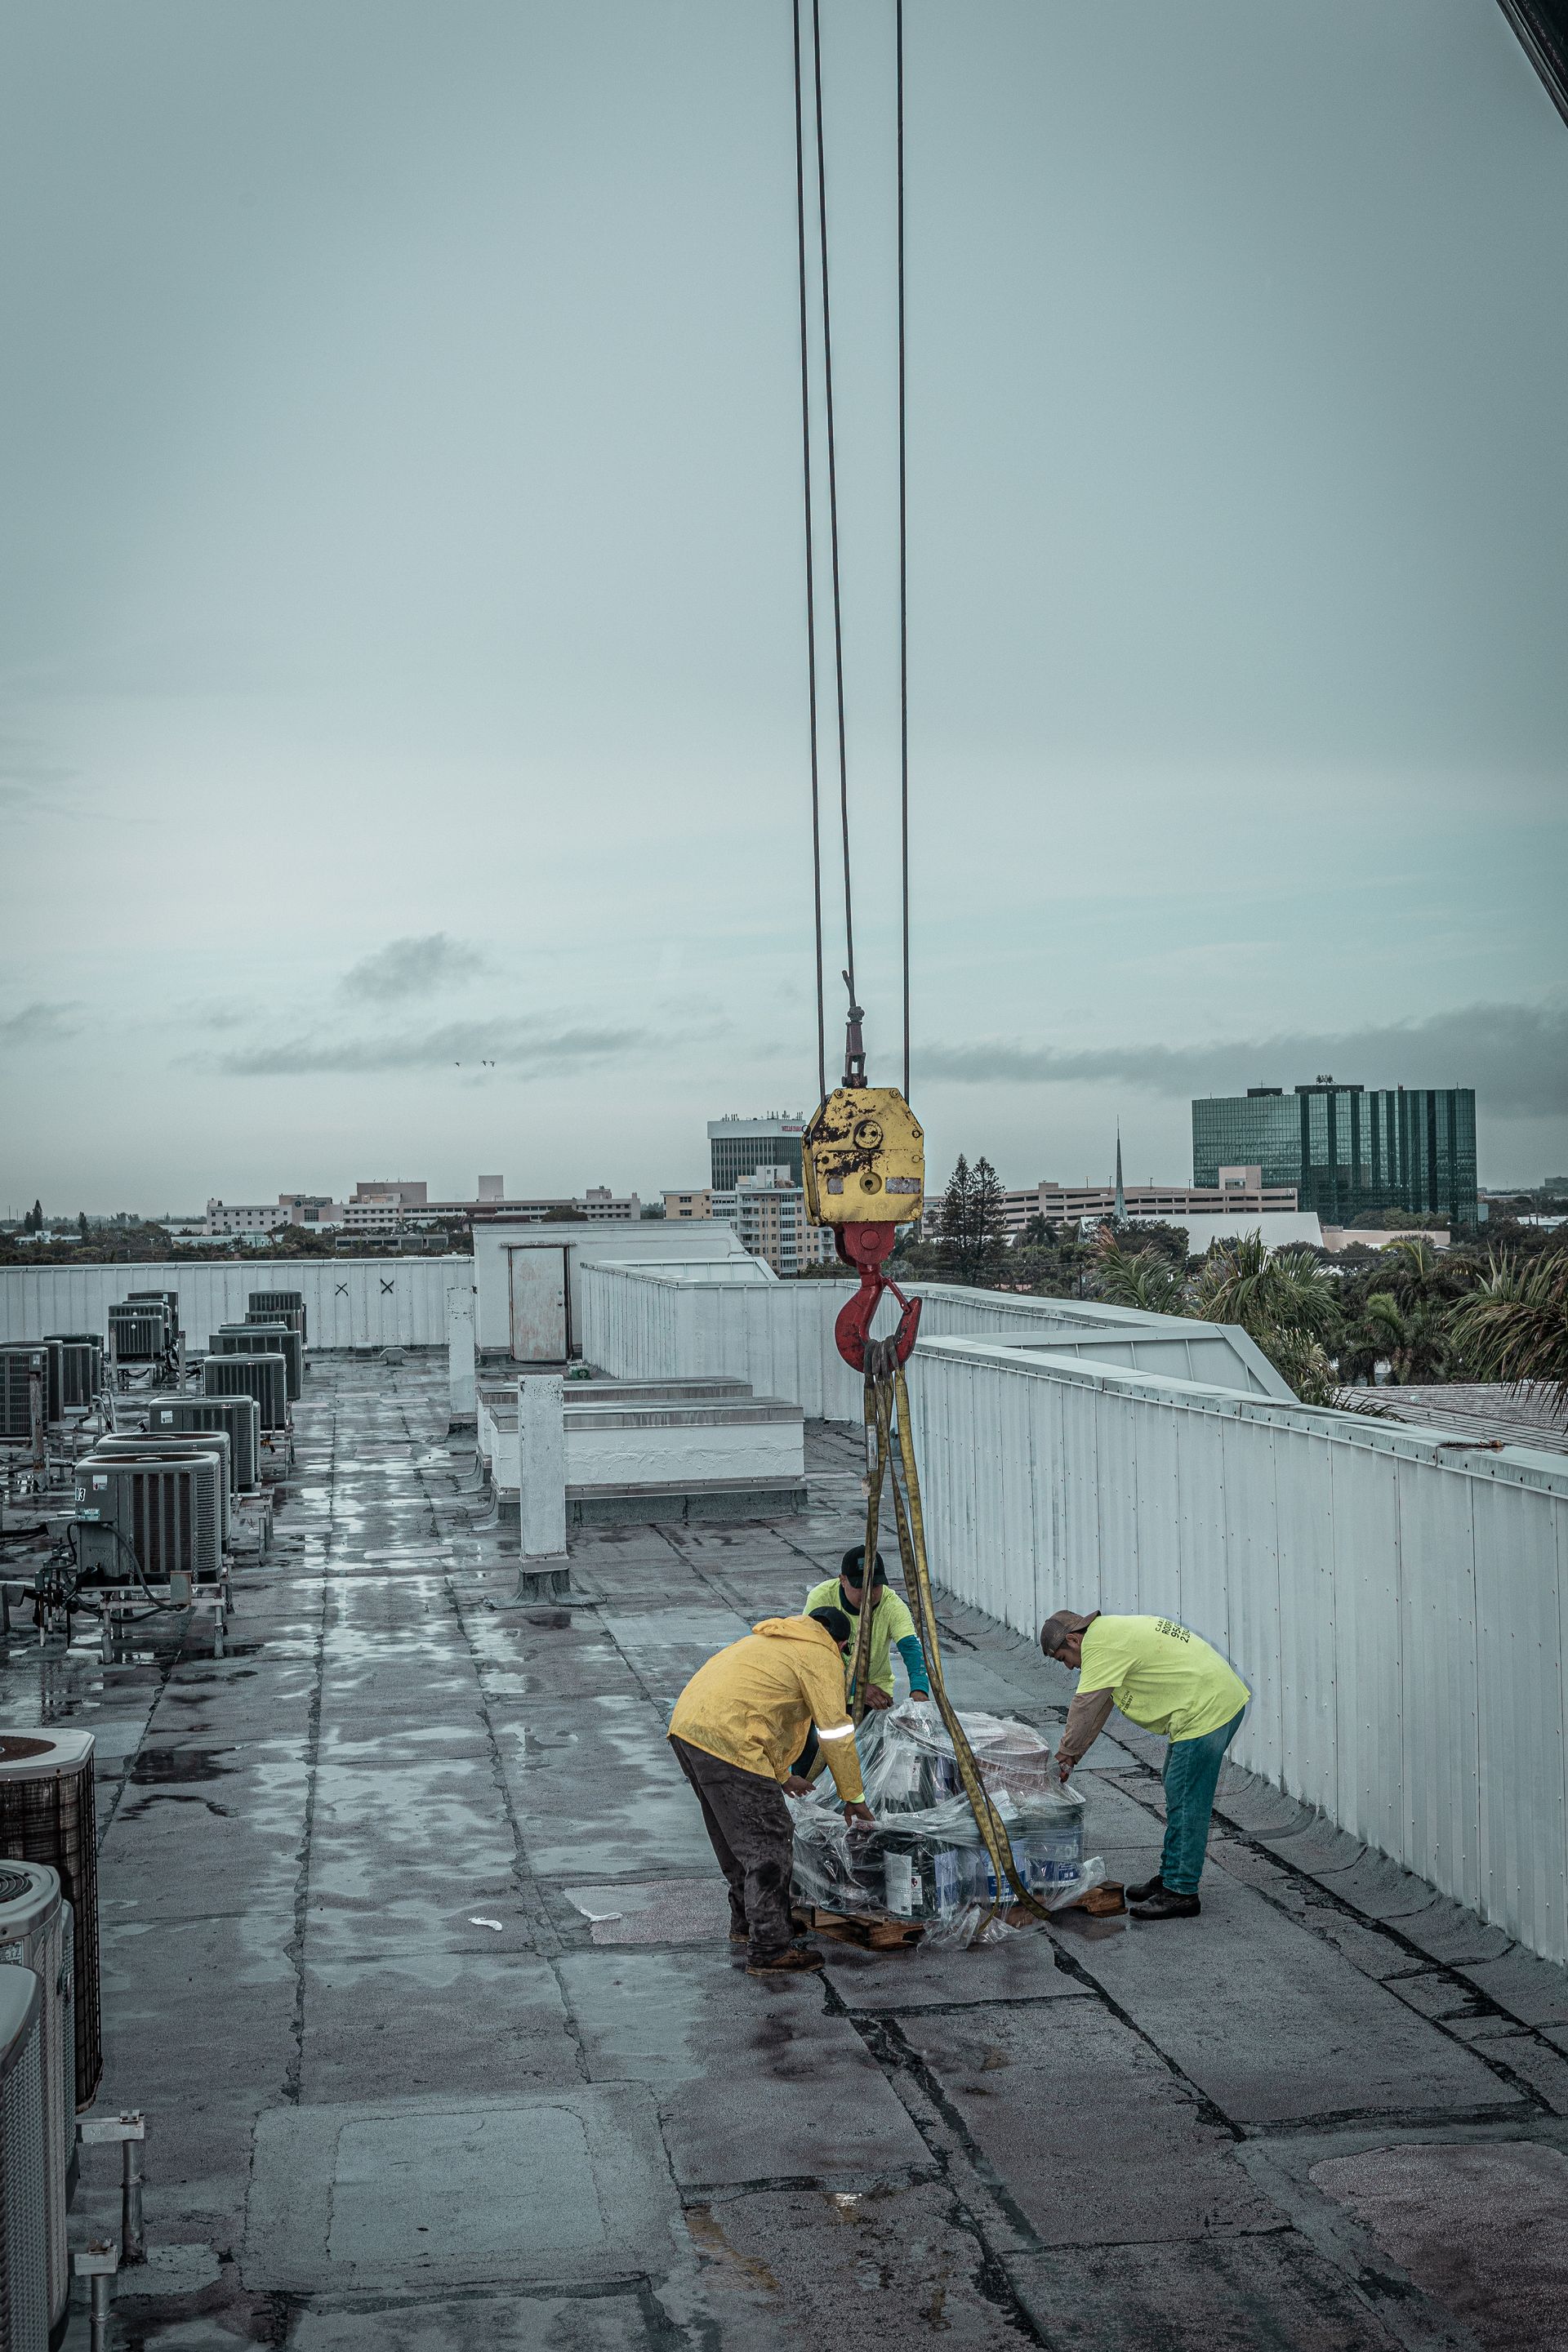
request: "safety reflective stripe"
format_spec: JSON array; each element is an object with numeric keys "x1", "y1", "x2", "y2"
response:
[{"x1": 815, "y1": 1722, "x2": 855, "y2": 1741}]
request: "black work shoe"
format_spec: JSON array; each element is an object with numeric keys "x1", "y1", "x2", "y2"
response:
[
  {"x1": 732, "y1": 1912, "x2": 809, "y2": 1945},
  {"x1": 728, "y1": 1927, "x2": 749, "y2": 1944},
  {"x1": 1129, "y1": 1887, "x2": 1201, "y2": 1921},
  {"x1": 746, "y1": 1944, "x2": 825, "y2": 1976},
  {"x1": 1126, "y1": 1873, "x2": 1165, "y2": 1904}
]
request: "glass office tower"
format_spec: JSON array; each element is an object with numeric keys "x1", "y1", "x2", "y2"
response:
[
  {"x1": 708, "y1": 1116, "x2": 805, "y2": 1191},
  {"x1": 1192, "y1": 1085, "x2": 1477, "y2": 1230}
]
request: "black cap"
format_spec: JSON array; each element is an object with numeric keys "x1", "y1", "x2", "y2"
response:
[{"x1": 840, "y1": 1545, "x2": 887, "y2": 1586}]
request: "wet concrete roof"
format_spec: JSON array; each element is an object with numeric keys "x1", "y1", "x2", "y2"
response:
[{"x1": 10, "y1": 1353, "x2": 1568, "y2": 2350}]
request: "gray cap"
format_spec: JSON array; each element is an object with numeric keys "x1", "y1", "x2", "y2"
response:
[{"x1": 1040, "y1": 1610, "x2": 1095, "y2": 1657}]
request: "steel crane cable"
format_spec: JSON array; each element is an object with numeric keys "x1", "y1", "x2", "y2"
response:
[
  {"x1": 895, "y1": 0, "x2": 911, "y2": 1102},
  {"x1": 793, "y1": 2, "x2": 912, "y2": 1097},
  {"x1": 810, "y1": 0, "x2": 858, "y2": 1016},
  {"x1": 791, "y1": 0, "x2": 829, "y2": 1103}
]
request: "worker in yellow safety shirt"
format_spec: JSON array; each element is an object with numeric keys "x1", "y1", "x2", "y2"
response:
[
  {"x1": 804, "y1": 1546, "x2": 931, "y2": 1713},
  {"x1": 669, "y1": 1609, "x2": 874, "y2": 1976},
  {"x1": 1041, "y1": 1610, "x2": 1250, "y2": 1922}
]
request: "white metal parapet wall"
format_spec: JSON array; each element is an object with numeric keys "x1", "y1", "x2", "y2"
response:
[
  {"x1": 912, "y1": 1333, "x2": 1568, "y2": 1967},
  {"x1": 0, "y1": 1260, "x2": 459, "y2": 1350},
  {"x1": 580, "y1": 1263, "x2": 1285, "y2": 1422}
]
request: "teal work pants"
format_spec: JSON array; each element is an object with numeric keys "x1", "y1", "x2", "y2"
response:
[{"x1": 1160, "y1": 1708, "x2": 1245, "y2": 1894}]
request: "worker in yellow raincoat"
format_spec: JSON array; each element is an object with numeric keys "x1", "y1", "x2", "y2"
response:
[{"x1": 669, "y1": 1609, "x2": 874, "y2": 1976}]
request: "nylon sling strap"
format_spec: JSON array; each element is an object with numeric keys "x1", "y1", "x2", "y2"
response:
[{"x1": 856, "y1": 1342, "x2": 1053, "y2": 1927}]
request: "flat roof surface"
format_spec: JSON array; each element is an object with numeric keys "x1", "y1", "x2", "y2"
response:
[{"x1": 10, "y1": 1356, "x2": 1568, "y2": 2349}]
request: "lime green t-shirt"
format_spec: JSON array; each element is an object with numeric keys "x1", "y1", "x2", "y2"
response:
[
  {"x1": 1077, "y1": 1615, "x2": 1249, "y2": 1742},
  {"x1": 803, "y1": 1576, "x2": 915, "y2": 1696}
]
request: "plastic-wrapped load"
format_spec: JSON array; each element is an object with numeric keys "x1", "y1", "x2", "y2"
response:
[{"x1": 789, "y1": 1699, "x2": 1103, "y2": 1936}]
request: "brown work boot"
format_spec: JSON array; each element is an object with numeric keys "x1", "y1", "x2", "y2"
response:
[{"x1": 746, "y1": 1944, "x2": 825, "y2": 1976}]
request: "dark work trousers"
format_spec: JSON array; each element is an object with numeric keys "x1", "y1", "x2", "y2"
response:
[{"x1": 670, "y1": 1735, "x2": 797, "y2": 1960}]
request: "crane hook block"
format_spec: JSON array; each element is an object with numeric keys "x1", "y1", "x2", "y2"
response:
[{"x1": 802, "y1": 1086, "x2": 924, "y2": 1229}]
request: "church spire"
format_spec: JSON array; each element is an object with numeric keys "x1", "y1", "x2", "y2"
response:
[{"x1": 1114, "y1": 1125, "x2": 1126, "y2": 1226}]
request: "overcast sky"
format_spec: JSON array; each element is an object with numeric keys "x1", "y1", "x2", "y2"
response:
[{"x1": 2, "y1": 0, "x2": 1565, "y2": 1214}]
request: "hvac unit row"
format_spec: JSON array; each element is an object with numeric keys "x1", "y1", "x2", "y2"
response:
[
  {"x1": 146, "y1": 1392, "x2": 261, "y2": 1490},
  {"x1": 106, "y1": 1303, "x2": 174, "y2": 1364},
  {"x1": 0, "y1": 1731, "x2": 105, "y2": 2350},
  {"x1": 248, "y1": 1288, "x2": 307, "y2": 1343},
  {"x1": 0, "y1": 1864, "x2": 74, "y2": 2339},
  {"x1": 0, "y1": 1338, "x2": 104, "y2": 1437},
  {"x1": 0, "y1": 1731, "x2": 101, "y2": 2110},
  {"x1": 91, "y1": 1433, "x2": 234, "y2": 1544},
  {"x1": 74, "y1": 1450, "x2": 224, "y2": 1588},
  {"x1": 0, "y1": 1967, "x2": 49, "y2": 2352},
  {"x1": 212, "y1": 1322, "x2": 302, "y2": 1400},
  {"x1": 203, "y1": 1349, "x2": 288, "y2": 1430}
]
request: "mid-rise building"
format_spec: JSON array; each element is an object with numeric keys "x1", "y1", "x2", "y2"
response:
[
  {"x1": 708, "y1": 1115, "x2": 807, "y2": 1192},
  {"x1": 1192, "y1": 1083, "x2": 1478, "y2": 1231},
  {"x1": 703, "y1": 1168, "x2": 834, "y2": 1276},
  {"x1": 920, "y1": 1171, "x2": 1297, "y2": 1241},
  {"x1": 663, "y1": 1189, "x2": 713, "y2": 1221}
]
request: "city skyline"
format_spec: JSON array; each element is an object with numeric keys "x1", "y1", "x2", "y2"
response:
[{"x1": 2, "y1": 5, "x2": 1566, "y2": 1205}]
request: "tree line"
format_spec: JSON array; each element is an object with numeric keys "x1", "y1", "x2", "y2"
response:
[{"x1": 890, "y1": 1156, "x2": 1567, "y2": 1419}]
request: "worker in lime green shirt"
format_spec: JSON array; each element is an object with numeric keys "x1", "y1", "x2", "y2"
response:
[
  {"x1": 804, "y1": 1546, "x2": 930, "y2": 1713},
  {"x1": 1040, "y1": 1610, "x2": 1249, "y2": 1923}
]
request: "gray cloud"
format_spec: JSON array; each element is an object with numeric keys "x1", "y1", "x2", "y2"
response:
[
  {"x1": 916, "y1": 1002, "x2": 1568, "y2": 1117},
  {"x1": 0, "y1": 1000, "x2": 85, "y2": 1045},
  {"x1": 215, "y1": 1021, "x2": 647, "y2": 1078},
  {"x1": 340, "y1": 933, "x2": 488, "y2": 1002}
]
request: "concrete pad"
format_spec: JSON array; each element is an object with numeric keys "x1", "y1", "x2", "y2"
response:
[
  {"x1": 290, "y1": 2294, "x2": 657, "y2": 2349},
  {"x1": 299, "y1": 1949, "x2": 580, "y2": 2102},
  {"x1": 897, "y1": 1998, "x2": 1276, "y2": 2245},
  {"x1": 562, "y1": 1877, "x2": 731, "y2": 1945},
  {"x1": 676, "y1": 2180, "x2": 1036, "y2": 2350},
  {"x1": 1312, "y1": 2140, "x2": 1568, "y2": 2350},
  {"x1": 559, "y1": 1948, "x2": 932, "y2": 2189},
  {"x1": 244, "y1": 2085, "x2": 677, "y2": 2292},
  {"x1": 1056, "y1": 1865, "x2": 1518, "y2": 2124},
  {"x1": 1006, "y1": 2232, "x2": 1405, "y2": 2350},
  {"x1": 822, "y1": 1924, "x2": 1084, "y2": 2011}
]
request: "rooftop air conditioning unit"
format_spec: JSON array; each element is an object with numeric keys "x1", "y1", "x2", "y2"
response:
[
  {"x1": 74, "y1": 1454, "x2": 222, "y2": 1589},
  {"x1": 0, "y1": 1348, "x2": 49, "y2": 1443},
  {"x1": 145, "y1": 1393, "x2": 261, "y2": 1490},
  {"x1": 203, "y1": 1350, "x2": 287, "y2": 1431},
  {"x1": 106, "y1": 1305, "x2": 171, "y2": 1364},
  {"x1": 249, "y1": 1289, "x2": 307, "y2": 1343},
  {"x1": 245, "y1": 1304, "x2": 305, "y2": 1343},
  {"x1": 0, "y1": 1864, "x2": 74, "y2": 2334},
  {"x1": 0, "y1": 1731, "x2": 100, "y2": 2110},
  {"x1": 126, "y1": 1290, "x2": 180, "y2": 1324},
  {"x1": 92, "y1": 1434, "x2": 231, "y2": 1544},
  {"x1": 214, "y1": 1323, "x2": 302, "y2": 1401},
  {"x1": 0, "y1": 1966, "x2": 49, "y2": 2352},
  {"x1": 43, "y1": 1336, "x2": 102, "y2": 1412}
]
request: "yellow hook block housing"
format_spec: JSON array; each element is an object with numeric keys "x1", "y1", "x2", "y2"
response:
[{"x1": 803, "y1": 1086, "x2": 925, "y2": 1227}]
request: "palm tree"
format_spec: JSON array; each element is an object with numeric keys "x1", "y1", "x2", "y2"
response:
[
  {"x1": 1358, "y1": 1290, "x2": 1454, "y2": 1385},
  {"x1": 1190, "y1": 1235, "x2": 1343, "y2": 1405},
  {"x1": 1094, "y1": 1233, "x2": 1186, "y2": 1314},
  {"x1": 1450, "y1": 1251, "x2": 1568, "y2": 1423}
]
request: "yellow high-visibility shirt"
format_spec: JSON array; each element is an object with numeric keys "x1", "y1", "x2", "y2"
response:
[
  {"x1": 1077, "y1": 1615, "x2": 1249, "y2": 1743},
  {"x1": 668, "y1": 1616, "x2": 866, "y2": 1802}
]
